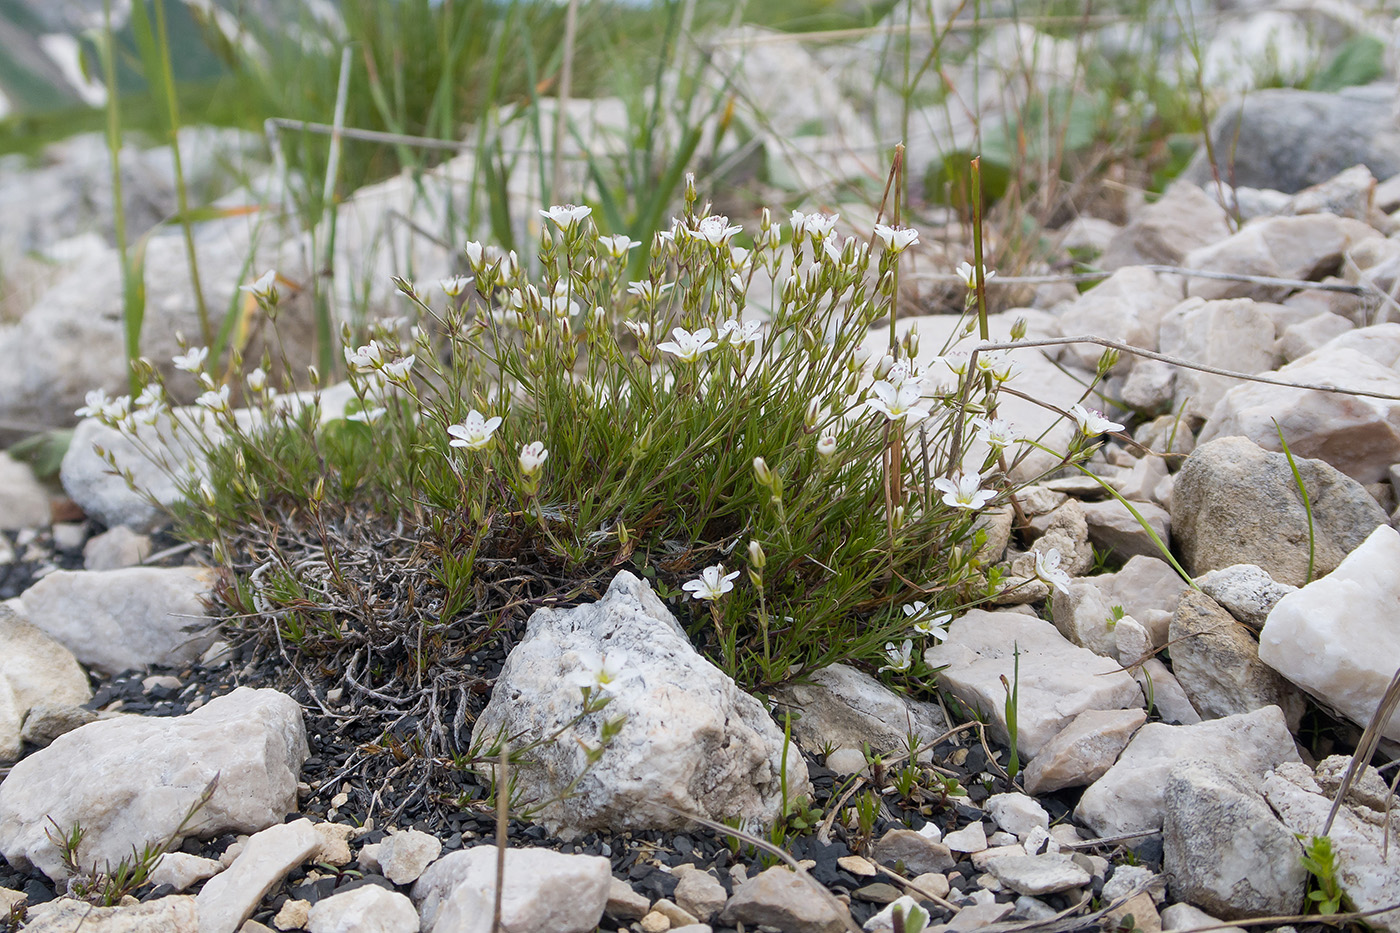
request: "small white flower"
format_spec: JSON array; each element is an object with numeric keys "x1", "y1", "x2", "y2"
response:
[
  {"x1": 622, "y1": 320, "x2": 652, "y2": 342},
  {"x1": 173, "y1": 346, "x2": 209, "y2": 373},
  {"x1": 683, "y1": 564, "x2": 741, "y2": 601},
  {"x1": 885, "y1": 358, "x2": 921, "y2": 389},
  {"x1": 246, "y1": 367, "x2": 268, "y2": 393},
  {"x1": 933, "y1": 470, "x2": 995, "y2": 510},
  {"x1": 240, "y1": 270, "x2": 278, "y2": 302},
  {"x1": 873, "y1": 223, "x2": 920, "y2": 253},
  {"x1": 344, "y1": 341, "x2": 384, "y2": 372},
  {"x1": 598, "y1": 233, "x2": 641, "y2": 259},
  {"x1": 790, "y1": 210, "x2": 838, "y2": 241},
  {"x1": 728, "y1": 246, "x2": 752, "y2": 272},
  {"x1": 972, "y1": 416, "x2": 1020, "y2": 450},
  {"x1": 196, "y1": 384, "x2": 231, "y2": 413},
  {"x1": 383, "y1": 355, "x2": 415, "y2": 382},
  {"x1": 716, "y1": 318, "x2": 762, "y2": 346},
  {"x1": 879, "y1": 639, "x2": 914, "y2": 673},
  {"x1": 441, "y1": 275, "x2": 473, "y2": 297},
  {"x1": 657, "y1": 326, "x2": 718, "y2": 363},
  {"x1": 566, "y1": 649, "x2": 638, "y2": 696},
  {"x1": 1034, "y1": 547, "x2": 1073, "y2": 595},
  {"x1": 101, "y1": 395, "x2": 131, "y2": 422},
  {"x1": 519, "y1": 441, "x2": 549, "y2": 477},
  {"x1": 464, "y1": 241, "x2": 486, "y2": 271},
  {"x1": 903, "y1": 602, "x2": 952, "y2": 642},
  {"x1": 447, "y1": 410, "x2": 503, "y2": 451},
  {"x1": 134, "y1": 384, "x2": 163, "y2": 409},
  {"x1": 867, "y1": 380, "x2": 930, "y2": 424},
  {"x1": 539, "y1": 203, "x2": 593, "y2": 232},
  {"x1": 1069, "y1": 403, "x2": 1124, "y2": 436},
  {"x1": 689, "y1": 214, "x2": 743, "y2": 246},
  {"x1": 626, "y1": 280, "x2": 675, "y2": 303},
  {"x1": 347, "y1": 406, "x2": 386, "y2": 424},
  {"x1": 816, "y1": 434, "x2": 838, "y2": 459},
  {"x1": 75, "y1": 388, "x2": 111, "y2": 419},
  {"x1": 956, "y1": 261, "x2": 995, "y2": 289}
]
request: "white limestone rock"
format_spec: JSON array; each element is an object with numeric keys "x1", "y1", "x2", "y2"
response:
[
  {"x1": 1196, "y1": 564, "x2": 1297, "y2": 629},
  {"x1": 1136, "y1": 658, "x2": 1201, "y2": 726},
  {"x1": 1079, "y1": 498, "x2": 1171, "y2": 562},
  {"x1": 306, "y1": 884, "x2": 419, "y2": 933},
  {"x1": 1181, "y1": 214, "x2": 1380, "y2": 302},
  {"x1": 985, "y1": 794, "x2": 1049, "y2": 840},
  {"x1": 773, "y1": 662, "x2": 946, "y2": 760},
  {"x1": 471, "y1": 572, "x2": 807, "y2": 838},
  {"x1": 1022, "y1": 708, "x2": 1147, "y2": 795},
  {"x1": 0, "y1": 453, "x2": 50, "y2": 531},
  {"x1": 412, "y1": 846, "x2": 611, "y2": 933},
  {"x1": 1263, "y1": 763, "x2": 1400, "y2": 933},
  {"x1": 926, "y1": 610, "x2": 1143, "y2": 759},
  {"x1": 943, "y1": 820, "x2": 988, "y2": 854},
  {"x1": 1074, "y1": 706, "x2": 1301, "y2": 838},
  {"x1": 1158, "y1": 298, "x2": 1281, "y2": 420},
  {"x1": 1057, "y1": 266, "x2": 1184, "y2": 374},
  {"x1": 377, "y1": 828, "x2": 442, "y2": 885},
  {"x1": 149, "y1": 852, "x2": 224, "y2": 893},
  {"x1": 1199, "y1": 348, "x2": 1400, "y2": 485},
  {"x1": 1259, "y1": 523, "x2": 1400, "y2": 740},
  {"x1": 197, "y1": 819, "x2": 320, "y2": 933},
  {"x1": 1087, "y1": 555, "x2": 1191, "y2": 650},
  {"x1": 986, "y1": 854, "x2": 1090, "y2": 896},
  {"x1": 1169, "y1": 591, "x2": 1305, "y2": 727},
  {"x1": 0, "y1": 686, "x2": 307, "y2": 880},
  {"x1": 0, "y1": 601, "x2": 91, "y2": 761},
  {"x1": 16, "y1": 566, "x2": 217, "y2": 675},
  {"x1": 720, "y1": 865, "x2": 851, "y2": 933},
  {"x1": 1161, "y1": 903, "x2": 1247, "y2": 933},
  {"x1": 83, "y1": 526, "x2": 153, "y2": 571},
  {"x1": 1278, "y1": 312, "x2": 1354, "y2": 362},
  {"x1": 1170, "y1": 435, "x2": 1387, "y2": 585},
  {"x1": 1101, "y1": 181, "x2": 1232, "y2": 271},
  {"x1": 19, "y1": 894, "x2": 199, "y2": 931},
  {"x1": 1162, "y1": 759, "x2": 1306, "y2": 919}
]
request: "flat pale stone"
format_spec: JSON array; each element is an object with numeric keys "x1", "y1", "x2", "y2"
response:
[
  {"x1": 925, "y1": 610, "x2": 1143, "y2": 759},
  {"x1": 197, "y1": 819, "x2": 320, "y2": 933},
  {"x1": 1079, "y1": 498, "x2": 1171, "y2": 562},
  {"x1": 772, "y1": 662, "x2": 946, "y2": 760},
  {"x1": 305, "y1": 885, "x2": 419, "y2": 933},
  {"x1": 377, "y1": 828, "x2": 441, "y2": 884},
  {"x1": 1158, "y1": 298, "x2": 1280, "y2": 420},
  {"x1": 605, "y1": 876, "x2": 651, "y2": 921},
  {"x1": 0, "y1": 453, "x2": 51, "y2": 531},
  {"x1": 412, "y1": 846, "x2": 611, "y2": 933},
  {"x1": 0, "y1": 601, "x2": 91, "y2": 761},
  {"x1": 985, "y1": 794, "x2": 1049, "y2": 839},
  {"x1": 1075, "y1": 706, "x2": 1301, "y2": 838},
  {"x1": 986, "y1": 854, "x2": 1090, "y2": 895},
  {"x1": 943, "y1": 821, "x2": 987, "y2": 854},
  {"x1": 673, "y1": 869, "x2": 727, "y2": 923},
  {"x1": 720, "y1": 865, "x2": 851, "y2": 933},
  {"x1": 20, "y1": 894, "x2": 198, "y2": 932},
  {"x1": 149, "y1": 852, "x2": 224, "y2": 892},
  {"x1": 1259, "y1": 524, "x2": 1400, "y2": 740},
  {"x1": 870, "y1": 829, "x2": 954, "y2": 874}
]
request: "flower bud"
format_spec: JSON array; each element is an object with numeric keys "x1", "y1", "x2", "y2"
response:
[
  {"x1": 752, "y1": 456, "x2": 773, "y2": 488},
  {"x1": 1010, "y1": 316, "x2": 1027, "y2": 341},
  {"x1": 804, "y1": 398, "x2": 822, "y2": 431},
  {"x1": 748, "y1": 540, "x2": 767, "y2": 571},
  {"x1": 902, "y1": 325, "x2": 919, "y2": 359},
  {"x1": 874, "y1": 354, "x2": 895, "y2": 381}
]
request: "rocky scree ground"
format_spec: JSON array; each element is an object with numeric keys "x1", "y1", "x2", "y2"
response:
[{"x1": 5, "y1": 98, "x2": 1400, "y2": 933}]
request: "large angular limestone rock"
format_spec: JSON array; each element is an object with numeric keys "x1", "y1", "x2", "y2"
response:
[
  {"x1": 0, "y1": 687, "x2": 307, "y2": 880},
  {"x1": 471, "y1": 572, "x2": 808, "y2": 838},
  {"x1": 1182, "y1": 214, "x2": 1379, "y2": 302},
  {"x1": 1157, "y1": 298, "x2": 1280, "y2": 420},
  {"x1": 1170, "y1": 436, "x2": 1386, "y2": 585},
  {"x1": 772, "y1": 662, "x2": 947, "y2": 759},
  {"x1": 0, "y1": 601, "x2": 91, "y2": 761},
  {"x1": 1056, "y1": 266, "x2": 1184, "y2": 374},
  {"x1": 1259, "y1": 524, "x2": 1400, "y2": 740},
  {"x1": 412, "y1": 846, "x2": 611, "y2": 933}
]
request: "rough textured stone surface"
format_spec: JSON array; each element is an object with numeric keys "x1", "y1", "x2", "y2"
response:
[
  {"x1": 306, "y1": 885, "x2": 419, "y2": 933},
  {"x1": 1102, "y1": 182, "x2": 1232, "y2": 270},
  {"x1": 1279, "y1": 312, "x2": 1354, "y2": 362},
  {"x1": 871, "y1": 829, "x2": 955, "y2": 875},
  {"x1": 377, "y1": 828, "x2": 441, "y2": 885},
  {"x1": 1171, "y1": 436, "x2": 1387, "y2": 585},
  {"x1": 1169, "y1": 591, "x2": 1304, "y2": 727},
  {"x1": 1075, "y1": 706, "x2": 1301, "y2": 838},
  {"x1": 925, "y1": 610, "x2": 1142, "y2": 758},
  {"x1": 772, "y1": 662, "x2": 946, "y2": 760},
  {"x1": 19, "y1": 894, "x2": 198, "y2": 932},
  {"x1": 1182, "y1": 215, "x2": 1379, "y2": 302},
  {"x1": 1057, "y1": 266, "x2": 1183, "y2": 373},
  {"x1": 1259, "y1": 524, "x2": 1400, "y2": 740},
  {"x1": 1078, "y1": 499, "x2": 1171, "y2": 562},
  {"x1": 1196, "y1": 564, "x2": 1297, "y2": 629},
  {"x1": 1089, "y1": 556, "x2": 1192, "y2": 649},
  {"x1": 1159, "y1": 298, "x2": 1281, "y2": 419},
  {"x1": 986, "y1": 854, "x2": 1091, "y2": 896},
  {"x1": 1161, "y1": 903, "x2": 1247, "y2": 933},
  {"x1": 986, "y1": 793, "x2": 1050, "y2": 840},
  {"x1": 720, "y1": 866, "x2": 851, "y2": 933},
  {"x1": 149, "y1": 852, "x2": 223, "y2": 893},
  {"x1": 82, "y1": 526, "x2": 153, "y2": 571},
  {"x1": 412, "y1": 846, "x2": 611, "y2": 933},
  {"x1": 674, "y1": 868, "x2": 727, "y2": 923},
  {"x1": 0, "y1": 601, "x2": 91, "y2": 760},
  {"x1": 0, "y1": 687, "x2": 307, "y2": 880},
  {"x1": 1263, "y1": 762, "x2": 1400, "y2": 933},
  {"x1": 1162, "y1": 760, "x2": 1306, "y2": 919},
  {"x1": 1199, "y1": 349, "x2": 1400, "y2": 485},
  {"x1": 19, "y1": 703, "x2": 97, "y2": 748},
  {"x1": 1022, "y1": 708, "x2": 1146, "y2": 795},
  {"x1": 0, "y1": 453, "x2": 50, "y2": 530},
  {"x1": 16, "y1": 566, "x2": 218, "y2": 675},
  {"x1": 197, "y1": 819, "x2": 320, "y2": 933},
  {"x1": 472, "y1": 572, "x2": 807, "y2": 838},
  {"x1": 1137, "y1": 658, "x2": 1201, "y2": 726}
]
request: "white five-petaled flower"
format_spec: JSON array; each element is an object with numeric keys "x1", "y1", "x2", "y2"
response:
[
  {"x1": 134, "y1": 383, "x2": 163, "y2": 409},
  {"x1": 196, "y1": 384, "x2": 231, "y2": 413},
  {"x1": 790, "y1": 210, "x2": 839, "y2": 241},
  {"x1": 885, "y1": 358, "x2": 921, "y2": 389},
  {"x1": 463, "y1": 241, "x2": 486, "y2": 271},
  {"x1": 447, "y1": 410, "x2": 503, "y2": 451},
  {"x1": 539, "y1": 203, "x2": 592, "y2": 232},
  {"x1": 566, "y1": 649, "x2": 638, "y2": 697},
  {"x1": 441, "y1": 275, "x2": 473, "y2": 297},
  {"x1": 717, "y1": 318, "x2": 762, "y2": 346},
  {"x1": 74, "y1": 388, "x2": 113, "y2": 419},
  {"x1": 956, "y1": 261, "x2": 995, "y2": 290},
  {"x1": 383, "y1": 355, "x2": 415, "y2": 382},
  {"x1": 683, "y1": 564, "x2": 741, "y2": 601},
  {"x1": 1034, "y1": 547, "x2": 1073, "y2": 595},
  {"x1": 172, "y1": 346, "x2": 209, "y2": 373},
  {"x1": 599, "y1": 234, "x2": 641, "y2": 259},
  {"x1": 972, "y1": 416, "x2": 1020, "y2": 450},
  {"x1": 816, "y1": 434, "x2": 838, "y2": 459},
  {"x1": 933, "y1": 470, "x2": 995, "y2": 511},
  {"x1": 519, "y1": 441, "x2": 549, "y2": 477},
  {"x1": 344, "y1": 341, "x2": 384, "y2": 372},
  {"x1": 903, "y1": 601, "x2": 952, "y2": 642},
  {"x1": 626, "y1": 280, "x2": 675, "y2": 303},
  {"x1": 1068, "y1": 403, "x2": 1124, "y2": 436},
  {"x1": 240, "y1": 270, "x2": 278, "y2": 302},
  {"x1": 879, "y1": 638, "x2": 914, "y2": 673},
  {"x1": 874, "y1": 223, "x2": 920, "y2": 254},
  {"x1": 657, "y1": 326, "x2": 718, "y2": 363},
  {"x1": 246, "y1": 367, "x2": 268, "y2": 393},
  {"x1": 689, "y1": 215, "x2": 743, "y2": 246},
  {"x1": 867, "y1": 380, "x2": 930, "y2": 424}
]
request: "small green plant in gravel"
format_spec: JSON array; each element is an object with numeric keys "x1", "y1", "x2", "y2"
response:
[{"x1": 1299, "y1": 834, "x2": 1350, "y2": 916}]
